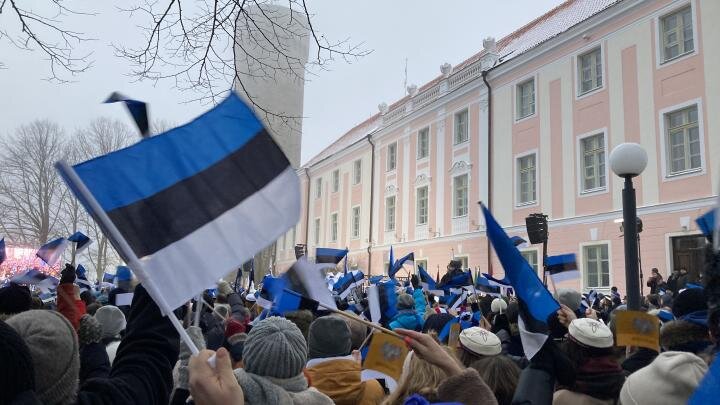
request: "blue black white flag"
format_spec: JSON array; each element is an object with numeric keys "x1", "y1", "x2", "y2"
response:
[
  {"x1": 315, "y1": 247, "x2": 348, "y2": 267},
  {"x1": 104, "y1": 92, "x2": 150, "y2": 137},
  {"x1": 256, "y1": 275, "x2": 285, "y2": 309},
  {"x1": 482, "y1": 272, "x2": 511, "y2": 287},
  {"x1": 366, "y1": 279, "x2": 398, "y2": 326},
  {"x1": 272, "y1": 289, "x2": 319, "y2": 315},
  {"x1": 68, "y1": 231, "x2": 92, "y2": 254},
  {"x1": 333, "y1": 271, "x2": 360, "y2": 299},
  {"x1": 75, "y1": 264, "x2": 94, "y2": 290},
  {"x1": 102, "y1": 272, "x2": 115, "y2": 283},
  {"x1": 475, "y1": 274, "x2": 502, "y2": 297},
  {"x1": 0, "y1": 238, "x2": 5, "y2": 265},
  {"x1": 481, "y1": 203, "x2": 559, "y2": 360},
  {"x1": 546, "y1": 253, "x2": 579, "y2": 283},
  {"x1": 57, "y1": 92, "x2": 300, "y2": 311},
  {"x1": 281, "y1": 257, "x2": 337, "y2": 311},
  {"x1": 389, "y1": 252, "x2": 414, "y2": 279},
  {"x1": 36, "y1": 238, "x2": 69, "y2": 266}
]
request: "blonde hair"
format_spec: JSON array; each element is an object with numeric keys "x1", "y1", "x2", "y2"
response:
[{"x1": 382, "y1": 347, "x2": 460, "y2": 405}]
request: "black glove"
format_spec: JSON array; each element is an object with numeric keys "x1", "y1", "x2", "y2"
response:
[
  {"x1": 60, "y1": 263, "x2": 76, "y2": 284},
  {"x1": 410, "y1": 274, "x2": 420, "y2": 289}
]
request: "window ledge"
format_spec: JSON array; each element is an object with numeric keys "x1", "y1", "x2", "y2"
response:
[
  {"x1": 577, "y1": 85, "x2": 604, "y2": 100},
  {"x1": 579, "y1": 187, "x2": 607, "y2": 197},
  {"x1": 665, "y1": 167, "x2": 703, "y2": 181},
  {"x1": 515, "y1": 201, "x2": 538, "y2": 208},
  {"x1": 417, "y1": 155, "x2": 429, "y2": 162},
  {"x1": 452, "y1": 140, "x2": 469, "y2": 147},
  {"x1": 660, "y1": 50, "x2": 695, "y2": 66},
  {"x1": 514, "y1": 111, "x2": 537, "y2": 123}
]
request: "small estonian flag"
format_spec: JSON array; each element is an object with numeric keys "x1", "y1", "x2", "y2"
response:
[
  {"x1": 36, "y1": 238, "x2": 69, "y2": 266},
  {"x1": 315, "y1": 247, "x2": 349, "y2": 267},
  {"x1": 104, "y1": 92, "x2": 150, "y2": 137},
  {"x1": 546, "y1": 253, "x2": 579, "y2": 283},
  {"x1": 272, "y1": 289, "x2": 319, "y2": 315},
  {"x1": 68, "y1": 231, "x2": 91, "y2": 254},
  {"x1": 389, "y1": 252, "x2": 414, "y2": 279}
]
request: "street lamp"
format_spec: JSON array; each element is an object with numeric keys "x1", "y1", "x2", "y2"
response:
[{"x1": 609, "y1": 143, "x2": 648, "y2": 310}]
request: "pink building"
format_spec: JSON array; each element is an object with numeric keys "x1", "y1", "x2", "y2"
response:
[{"x1": 275, "y1": 0, "x2": 720, "y2": 295}]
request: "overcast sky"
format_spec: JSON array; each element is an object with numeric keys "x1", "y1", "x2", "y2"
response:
[{"x1": 0, "y1": 1, "x2": 563, "y2": 164}]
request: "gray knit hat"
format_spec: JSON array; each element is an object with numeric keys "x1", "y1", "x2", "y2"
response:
[
  {"x1": 307, "y1": 316, "x2": 352, "y2": 359},
  {"x1": 7, "y1": 310, "x2": 80, "y2": 405},
  {"x1": 243, "y1": 316, "x2": 307, "y2": 379},
  {"x1": 94, "y1": 305, "x2": 126, "y2": 339},
  {"x1": 397, "y1": 293, "x2": 415, "y2": 310},
  {"x1": 77, "y1": 314, "x2": 102, "y2": 346}
]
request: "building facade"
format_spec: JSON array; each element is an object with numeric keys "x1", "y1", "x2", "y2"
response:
[{"x1": 275, "y1": 0, "x2": 719, "y2": 295}]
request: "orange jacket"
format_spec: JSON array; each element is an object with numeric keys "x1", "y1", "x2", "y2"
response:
[
  {"x1": 57, "y1": 283, "x2": 87, "y2": 330},
  {"x1": 305, "y1": 358, "x2": 385, "y2": 405}
]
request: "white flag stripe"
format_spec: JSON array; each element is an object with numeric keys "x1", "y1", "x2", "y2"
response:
[
  {"x1": 367, "y1": 285, "x2": 381, "y2": 324},
  {"x1": 141, "y1": 168, "x2": 300, "y2": 310},
  {"x1": 518, "y1": 315, "x2": 549, "y2": 360},
  {"x1": 549, "y1": 269, "x2": 581, "y2": 283}
]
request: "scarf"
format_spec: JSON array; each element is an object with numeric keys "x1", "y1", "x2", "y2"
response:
[{"x1": 572, "y1": 357, "x2": 625, "y2": 400}]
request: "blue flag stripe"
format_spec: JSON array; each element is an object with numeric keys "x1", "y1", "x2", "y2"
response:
[{"x1": 75, "y1": 93, "x2": 264, "y2": 211}]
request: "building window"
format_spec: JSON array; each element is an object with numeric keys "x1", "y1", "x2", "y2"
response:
[
  {"x1": 315, "y1": 178, "x2": 322, "y2": 199},
  {"x1": 454, "y1": 109, "x2": 469, "y2": 145},
  {"x1": 330, "y1": 213, "x2": 338, "y2": 242},
  {"x1": 517, "y1": 154, "x2": 537, "y2": 205},
  {"x1": 351, "y1": 206, "x2": 360, "y2": 239},
  {"x1": 666, "y1": 105, "x2": 701, "y2": 175},
  {"x1": 454, "y1": 256, "x2": 469, "y2": 270},
  {"x1": 314, "y1": 218, "x2": 320, "y2": 245},
  {"x1": 416, "y1": 259, "x2": 428, "y2": 271},
  {"x1": 332, "y1": 169, "x2": 340, "y2": 193},
  {"x1": 385, "y1": 196, "x2": 396, "y2": 231},
  {"x1": 387, "y1": 142, "x2": 397, "y2": 171},
  {"x1": 580, "y1": 134, "x2": 606, "y2": 192},
  {"x1": 578, "y1": 47, "x2": 602, "y2": 94},
  {"x1": 516, "y1": 78, "x2": 535, "y2": 119},
  {"x1": 353, "y1": 159, "x2": 362, "y2": 185},
  {"x1": 584, "y1": 244, "x2": 610, "y2": 288},
  {"x1": 417, "y1": 127, "x2": 430, "y2": 159},
  {"x1": 660, "y1": 6, "x2": 694, "y2": 63},
  {"x1": 521, "y1": 250, "x2": 539, "y2": 275},
  {"x1": 416, "y1": 186, "x2": 429, "y2": 225},
  {"x1": 453, "y1": 174, "x2": 468, "y2": 217}
]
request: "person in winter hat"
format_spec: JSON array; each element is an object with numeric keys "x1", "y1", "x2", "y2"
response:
[
  {"x1": 553, "y1": 317, "x2": 625, "y2": 405},
  {"x1": 0, "y1": 319, "x2": 38, "y2": 404},
  {"x1": 619, "y1": 351, "x2": 707, "y2": 405},
  {"x1": 332, "y1": 313, "x2": 368, "y2": 350},
  {"x1": 389, "y1": 292, "x2": 425, "y2": 331},
  {"x1": 304, "y1": 316, "x2": 384, "y2": 405},
  {"x1": 77, "y1": 314, "x2": 110, "y2": 383},
  {"x1": 456, "y1": 327, "x2": 502, "y2": 367},
  {"x1": 7, "y1": 310, "x2": 80, "y2": 404},
  {"x1": 94, "y1": 304, "x2": 126, "y2": 364},
  {"x1": 0, "y1": 283, "x2": 32, "y2": 319},
  {"x1": 233, "y1": 316, "x2": 333, "y2": 405},
  {"x1": 108, "y1": 265, "x2": 133, "y2": 316}
]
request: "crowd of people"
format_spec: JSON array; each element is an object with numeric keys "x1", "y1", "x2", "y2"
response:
[{"x1": 1, "y1": 250, "x2": 718, "y2": 405}]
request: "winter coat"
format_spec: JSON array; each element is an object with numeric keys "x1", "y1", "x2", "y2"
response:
[
  {"x1": 57, "y1": 283, "x2": 87, "y2": 331},
  {"x1": 389, "y1": 310, "x2": 424, "y2": 331},
  {"x1": 304, "y1": 356, "x2": 385, "y2": 405},
  {"x1": 200, "y1": 311, "x2": 225, "y2": 350},
  {"x1": 233, "y1": 369, "x2": 334, "y2": 405}
]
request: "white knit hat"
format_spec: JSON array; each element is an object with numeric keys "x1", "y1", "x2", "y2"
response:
[
  {"x1": 459, "y1": 327, "x2": 501, "y2": 356},
  {"x1": 620, "y1": 351, "x2": 707, "y2": 405},
  {"x1": 491, "y1": 298, "x2": 507, "y2": 314},
  {"x1": 568, "y1": 318, "x2": 613, "y2": 348}
]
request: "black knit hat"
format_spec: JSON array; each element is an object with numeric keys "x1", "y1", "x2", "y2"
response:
[
  {"x1": 672, "y1": 288, "x2": 707, "y2": 318},
  {"x1": 0, "y1": 283, "x2": 32, "y2": 315},
  {"x1": 0, "y1": 319, "x2": 36, "y2": 403},
  {"x1": 423, "y1": 313, "x2": 454, "y2": 334}
]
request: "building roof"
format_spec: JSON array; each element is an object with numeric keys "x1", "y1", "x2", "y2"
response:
[{"x1": 303, "y1": 0, "x2": 621, "y2": 169}]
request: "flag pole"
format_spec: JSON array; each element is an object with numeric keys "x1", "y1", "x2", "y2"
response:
[
  {"x1": 318, "y1": 302, "x2": 402, "y2": 339},
  {"x1": 194, "y1": 294, "x2": 203, "y2": 327},
  {"x1": 56, "y1": 161, "x2": 201, "y2": 356}
]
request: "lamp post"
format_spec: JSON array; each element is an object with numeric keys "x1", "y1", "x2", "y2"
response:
[{"x1": 609, "y1": 143, "x2": 648, "y2": 311}]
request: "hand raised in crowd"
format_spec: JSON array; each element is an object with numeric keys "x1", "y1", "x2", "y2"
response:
[
  {"x1": 585, "y1": 307, "x2": 599, "y2": 321},
  {"x1": 556, "y1": 304, "x2": 577, "y2": 328},
  {"x1": 60, "y1": 263, "x2": 76, "y2": 284},
  {"x1": 395, "y1": 328, "x2": 463, "y2": 376},
  {"x1": 189, "y1": 348, "x2": 244, "y2": 405}
]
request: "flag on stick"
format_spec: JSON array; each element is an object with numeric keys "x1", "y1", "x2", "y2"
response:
[
  {"x1": 0, "y1": 238, "x2": 5, "y2": 265},
  {"x1": 389, "y1": 252, "x2": 414, "y2": 279},
  {"x1": 315, "y1": 247, "x2": 349, "y2": 268},
  {"x1": 68, "y1": 231, "x2": 92, "y2": 254},
  {"x1": 104, "y1": 92, "x2": 150, "y2": 137},
  {"x1": 36, "y1": 238, "x2": 69, "y2": 266},
  {"x1": 546, "y1": 253, "x2": 579, "y2": 283}
]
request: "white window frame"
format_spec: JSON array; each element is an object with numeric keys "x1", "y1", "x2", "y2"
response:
[
  {"x1": 452, "y1": 174, "x2": 469, "y2": 218},
  {"x1": 514, "y1": 76, "x2": 536, "y2": 121},
  {"x1": 387, "y1": 142, "x2": 397, "y2": 172},
  {"x1": 454, "y1": 255, "x2": 469, "y2": 270},
  {"x1": 315, "y1": 177, "x2": 322, "y2": 199},
  {"x1": 330, "y1": 212, "x2": 338, "y2": 242},
  {"x1": 514, "y1": 150, "x2": 539, "y2": 208},
  {"x1": 655, "y1": 2, "x2": 698, "y2": 67},
  {"x1": 353, "y1": 159, "x2": 362, "y2": 185},
  {"x1": 351, "y1": 205, "x2": 361, "y2": 239},
  {"x1": 416, "y1": 185, "x2": 429, "y2": 225},
  {"x1": 417, "y1": 127, "x2": 430, "y2": 159},
  {"x1": 520, "y1": 248, "x2": 540, "y2": 276},
  {"x1": 576, "y1": 129, "x2": 609, "y2": 196},
  {"x1": 415, "y1": 259, "x2": 428, "y2": 272},
  {"x1": 453, "y1": 109, "x2": 469, "y2": 145},
  {"x1": 658, "y1": 99, "x2": 705, "y2": 181},
  {"x1": 385, "y1": 195, "x2": 396, "y2": 231},
  {"x1": 313, "y1": 217, "x2": 321, "y2": 245},
  {"x1": 574, "y1": 44, "x2": 605, "y2": 99},
  {"x1": 580, "y1": 241, "x2": 612, "y2": 290}
]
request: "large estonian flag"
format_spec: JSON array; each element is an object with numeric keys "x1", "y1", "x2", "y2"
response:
[
  {"x1": 481, "y1": 203, "x2": 560, "y2": 360},
  {"x1": 546, "y1": 253, "x2": 579, "y2": 283},
  {"x1": 36, "y1": 238, "x2": 69, "y2": 266},
  {"x1": 316, "y1": 247, "x2": 348, "y2": 267},
  {"x1": 56, "y1": 92, "x2": 300, "y2": 310}
]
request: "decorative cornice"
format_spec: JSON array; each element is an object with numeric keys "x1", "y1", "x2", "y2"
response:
[
  {"x1": 449, "y1": 160, "x2": 472, "y2": 175},
  {"x1": 414, "y1": 173, "x2": 432, "y2": 187}
]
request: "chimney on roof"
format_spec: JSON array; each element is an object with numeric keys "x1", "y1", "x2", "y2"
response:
[{"x1": 481, "y1": 37, "x2": 499, "y2": 70}]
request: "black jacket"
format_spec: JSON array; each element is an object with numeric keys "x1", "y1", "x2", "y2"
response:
[
  {"x1": 79, "y1": 342, "x2": 111, "y2": 383},
  {"x1": 75, "y1": 284, "x2": 180, "y2": 405}
]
